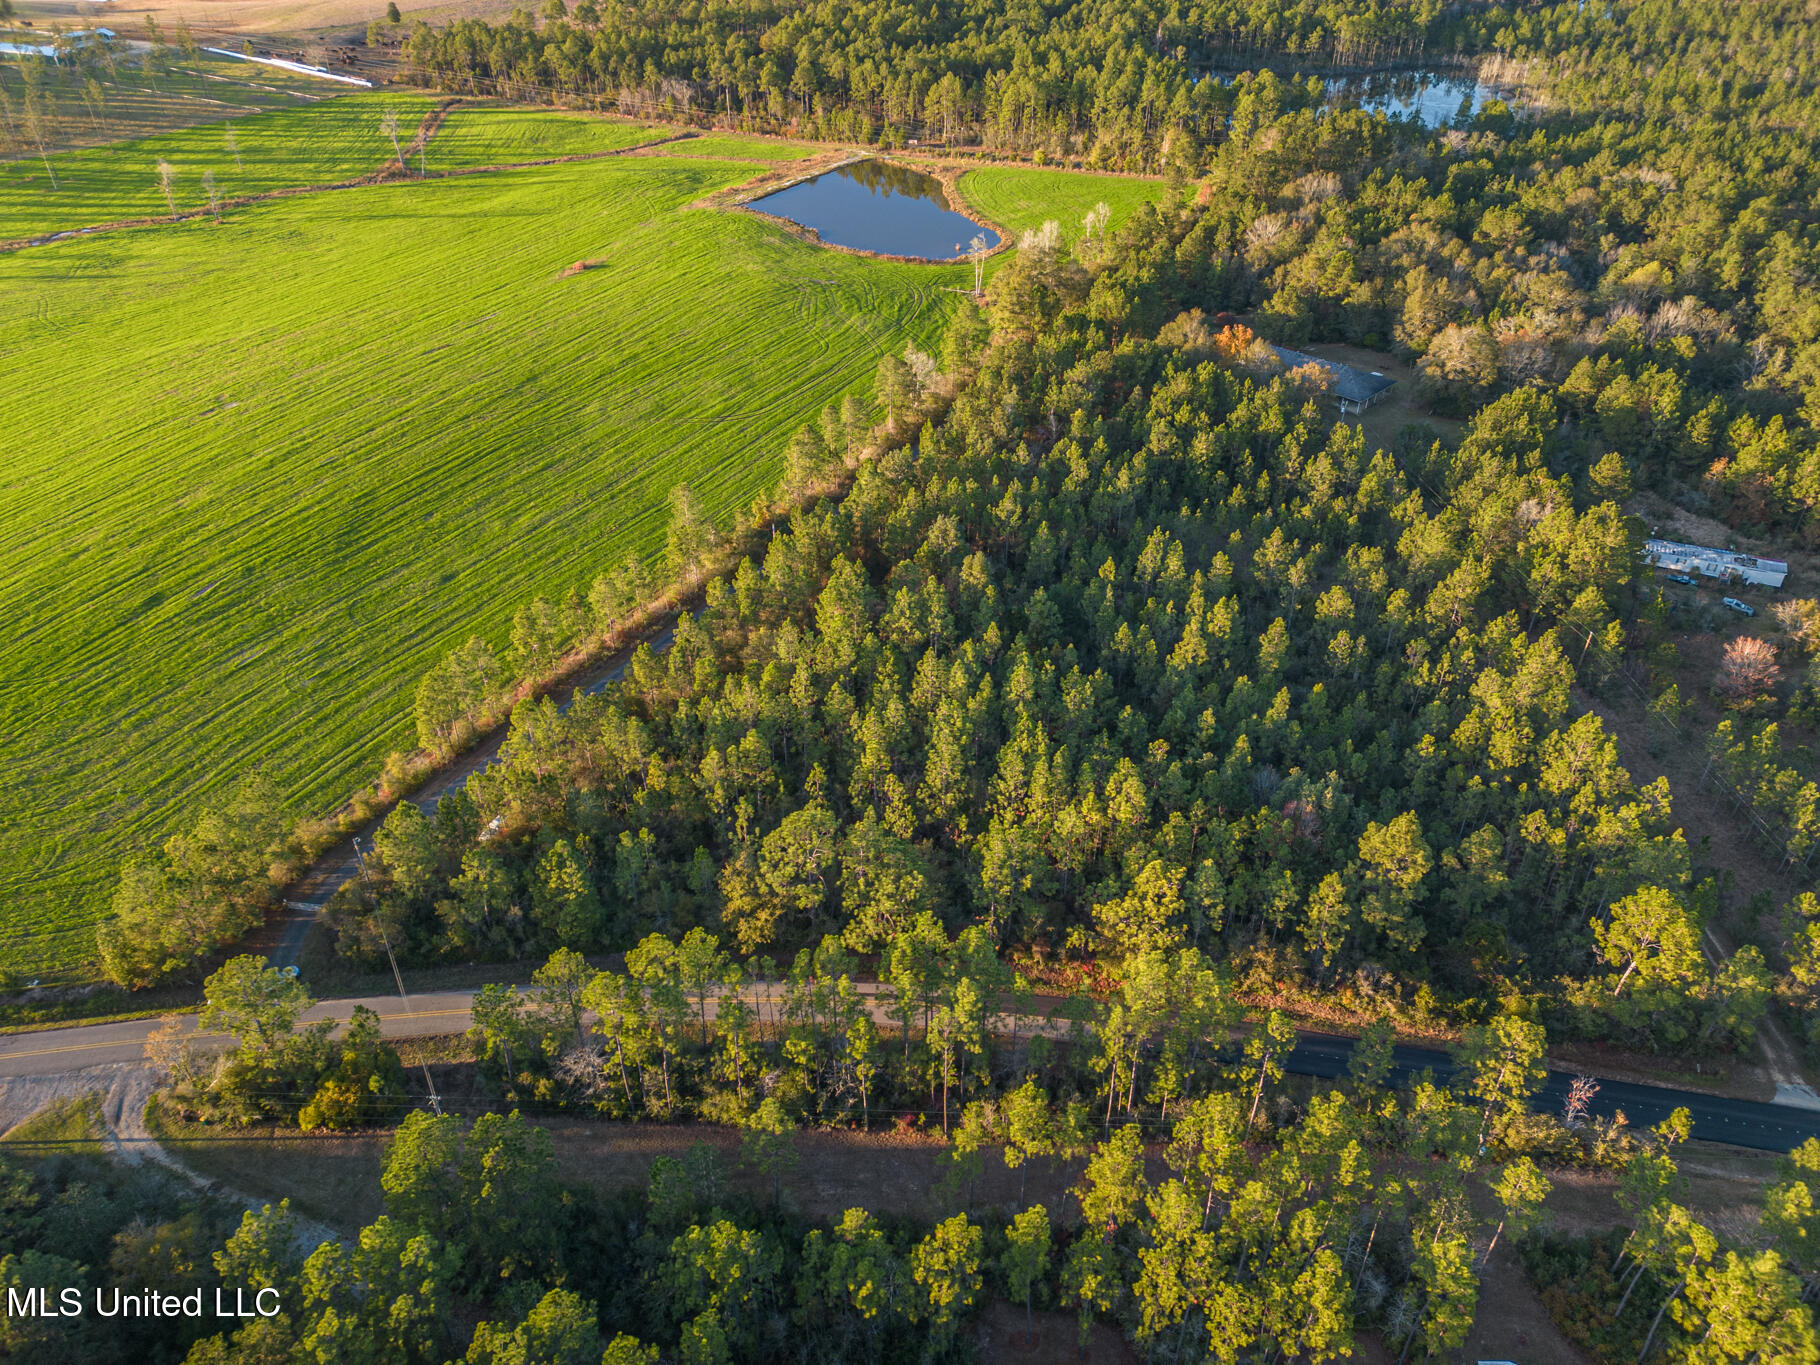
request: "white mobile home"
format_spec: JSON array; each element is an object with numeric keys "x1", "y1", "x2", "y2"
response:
[{"x1": 1644, "y1": 538, "x2": 1788, "y2": 589}]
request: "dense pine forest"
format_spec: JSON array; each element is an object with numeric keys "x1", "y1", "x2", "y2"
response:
[
  {"x1": 331, "y1": 267, "x2": 1751, "y2": 1057},
  {"x1": 55, "y1": 0, "x2": 1820, "y2": 1358}
]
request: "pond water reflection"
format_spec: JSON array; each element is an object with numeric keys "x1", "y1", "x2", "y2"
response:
[
  {"x1": 749, "y1": 160, "x2": 1000, "y2": 261},
  {"x1": 1327, "y1": 72, "x2": 1496, "y2": 127}
]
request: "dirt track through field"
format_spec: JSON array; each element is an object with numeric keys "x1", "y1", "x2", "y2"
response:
[
  {"x1": 0, "y1": 110, "x2": 699, "y2": 255},
  {"x1": 253, "y1": 619, "x2": 677, "y2": 972}
]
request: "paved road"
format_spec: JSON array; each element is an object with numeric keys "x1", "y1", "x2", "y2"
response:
[
  {"x1": 1288, "y1": 1033, "x2": 1820, "y2": 1153},
  {"x1": 6, "y1": 991, "x2": 1820, "y2": 1153},
  {"x1": 266, "y1": 623, "x2": 675, "y2": 969},
  {"x1": 0, "y1": 992, "x2": 483, "y2": 1079}
]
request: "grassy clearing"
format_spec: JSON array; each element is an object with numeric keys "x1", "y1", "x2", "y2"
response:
[
  {"x1": 0, "y1": 90, "x2": 434, "y2": 241},
  {"x1": 956, "y1": 165, "x2": 1172, "y2": 239},
  {"x1": 650, "y1": 132, "x2": 822, "y2": 162},
  {"x1": 393, "y1": 1033, "x2": 478, "y2": 1067},
  {"x1": 0, "y1": 1092, "x2": 105, "y2": 1146},
  {"x1": 0, "y1": 154, "x2": 960, "y2": 982},
  {"x1": 0, "y1": 1000, "x2": 196, "y2": 1034},
  {"x1": 427, "y1": 106, "x2": 672, "y2": 168},
  {"x1": 134, "y1": 1105, "x2": 1050, "y2": 1231},
  {"x1": 538, "y1": 1119, "x2": 1077, "y2": 1226}
]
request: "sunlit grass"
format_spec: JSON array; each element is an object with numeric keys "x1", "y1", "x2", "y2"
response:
[
  {"x1": 428, "y1": 106, "x2": 671, "y2": 168},
  {"x1": 956, "y1": 165, "x2": 1172, "y2": 239},
  {"x1": 0, "y1": 154, "x2": 962, "y2": 981},
  {"x1": 0, "y1": 91, "x2": 434, "y2": 241}
]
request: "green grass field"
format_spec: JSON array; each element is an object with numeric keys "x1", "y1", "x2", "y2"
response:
[
  {"x1": 0, "y1": 49, "x2": 345, "y2": 160},
  {"x1": 428, "y1": 107, "x2": 672, "y2": 169},
  {"x1": 652, "y1": 132, "x2": 822, "y2": 162},
  {"x1": 0, "y1": 145, "x2": 960, "y2": 983},
  {"x1": 0, "y1": 91, "x2": 435, "y2": 242},
  {"x1": 955, "y1": 166, "x2": 1172, "y2": 239}
]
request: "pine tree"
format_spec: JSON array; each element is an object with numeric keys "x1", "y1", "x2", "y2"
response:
[{"x1": 1001, "y1": 1204, "x2": 1051, "y2": 1345}]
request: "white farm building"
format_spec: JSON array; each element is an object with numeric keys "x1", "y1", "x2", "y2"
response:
[{"x1": 1644, "y1": 538, "x2": 1788, "y2": 589}]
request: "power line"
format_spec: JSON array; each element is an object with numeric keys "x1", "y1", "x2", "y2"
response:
[{"x1": 351, "y1": 836, "x2": 442, "y2": 1116}]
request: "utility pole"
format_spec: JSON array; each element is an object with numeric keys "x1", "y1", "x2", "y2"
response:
[{"x1": 352, "y1": 836, "x2": 443, "y2": 1116}]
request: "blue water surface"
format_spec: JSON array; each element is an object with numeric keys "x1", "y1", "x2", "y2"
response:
[
  {"x1": 750, "y1": 160, "x2": 1000, "y2": 261},
  {"x1": 1329, "y1": 73, "x2": 1496, "y2": 127}
]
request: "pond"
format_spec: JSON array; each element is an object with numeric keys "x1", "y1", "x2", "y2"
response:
[
  {"x1": 748, "y1": 159, "x2": 1001, "y2": 261},
  {"x1": 1326, "y1": 71, "x2": 1498, "y2": 127}
]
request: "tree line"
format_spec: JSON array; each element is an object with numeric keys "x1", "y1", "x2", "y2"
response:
[
  {"x1": 314, "y1": 197, "x2": 1774, "y2": 1059},
  {"x1": 94, "y1": 2, "x2": 1820, "y2": 1045},
  {"x1": 21, "y1": 945, "x2": 1820, "y2": 1361},
  {"x1": 393, "y1": 0, "x2": 1820, "y2": 539}
]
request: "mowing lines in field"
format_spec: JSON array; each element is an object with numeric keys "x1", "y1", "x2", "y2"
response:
[
  {"x1": 0, "y1": 92, "x2": 436, "y2": 244},
  {"x1": 0, "y1": 154, "x2": 963, "y2": 980},
  {"x1": 426, "y1": 107, "x2": 674, "y2": 170},
  {"x1": 645, "y1": 133, "x2": 822, "y2": 163},
  {"x1": 954, "y1": 166, "x2": 1171, "y2": 242}
]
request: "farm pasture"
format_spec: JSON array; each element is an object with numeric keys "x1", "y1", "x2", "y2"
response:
[
  {"x1": 0, "y1": 90, "x2": 435, "y2": 241},
  {"x1": 955, "y1": 164, "x2": 1172, "y2": 240},
  {"x1": 426, "y1": 106, "x2": 672, "y2": 168},
  {"x1": 645, "y1": 132, "x2": 822, "y2": 162},
  {"x1": 0, "y1": 151, "x2": 960, "y2": 980}
]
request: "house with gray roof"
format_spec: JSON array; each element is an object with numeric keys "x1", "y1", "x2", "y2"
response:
[{"x1": 1267, "y1": 345, "x2": 1397, "y2": 414}]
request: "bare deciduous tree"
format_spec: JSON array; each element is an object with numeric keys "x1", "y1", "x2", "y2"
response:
[
  {"x1": 19, "y1": 63, "x2": 58, "y2": 190},
  {"x1": 142, "y1": 1013, "x2": 207, "y2": 1088},
  {"x1": 1738, "y1": 335, "x2": 1780, "y2": 385},
  {"x1": 156, "y1": 158, "x2": 177, "y2": 217},
  {"x1": 905, "y1": 343, "x2": 940, "y2": 391},
  {"x1": 202, "y1": 167, "x2": 220, "y2": 219},
  {"x1": 1562, "y1": 1074, "x2": 1600, "y2": 1127},
  {"x1": 380, "y1": 107, "x2": 404, "y2": 169},
  {"x1": 1078, "y1": 200, "x2": 1111, "y2": 261},
  {"x1": 225, "y1": 123, "x2": 242, "y2": 170},
  {"x1": 82, "y1": 76, "x2": 106, "y2": 134},
  {"x1": 142, "y1": 15, "x2": 165, "y2": 90},
  {"x1": 967, "y1": 233, "x2": 989, "y2": 294},
  {"x1": 1718, "y1": 635, "x2": 1780, "y2": 701}
]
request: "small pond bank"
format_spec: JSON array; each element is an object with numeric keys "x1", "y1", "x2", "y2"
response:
[
  {"x1": 746, "y1": 158, "x2": 1001, "y2": 262},
  {"x1": 1196, "y1": 61, "x2": 1506, "y2": 128}
]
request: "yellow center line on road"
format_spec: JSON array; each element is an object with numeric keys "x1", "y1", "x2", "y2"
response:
[
  {"x1": 0, "y1": 1010, "x2": 474, "y2": 1062},
  {"x1": 0, "y1": 1037, "x2": 162, "y2": 1060}
]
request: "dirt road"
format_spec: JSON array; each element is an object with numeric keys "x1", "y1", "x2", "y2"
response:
[{"x1": 263, "y1": 623, "x2": 674, "y2": 971}]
